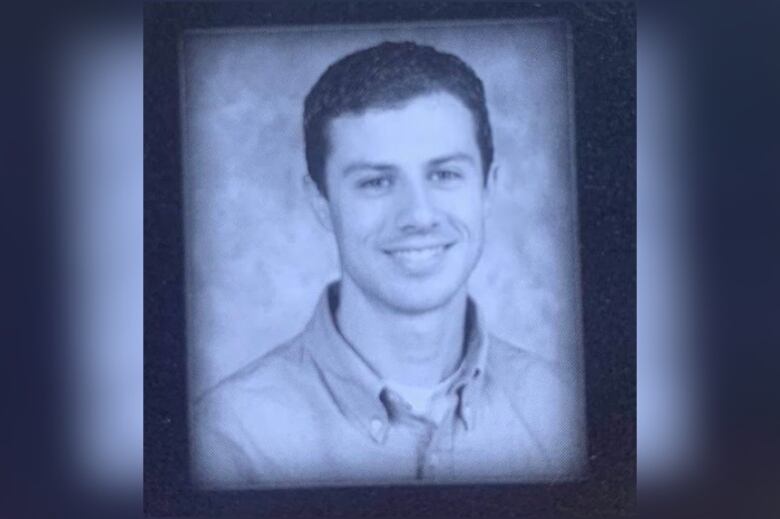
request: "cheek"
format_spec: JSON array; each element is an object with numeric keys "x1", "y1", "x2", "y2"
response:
[
  {"x1": 332, "y1": 198, "x2": 390, "y2": 245},
  {"x1": 441, "y1": 191, "x2": 486, "y2": 234}
]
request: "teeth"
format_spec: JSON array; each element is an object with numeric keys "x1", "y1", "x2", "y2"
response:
[{"x1": 390, "y1": 246, "x2": 445, "y2": 261}]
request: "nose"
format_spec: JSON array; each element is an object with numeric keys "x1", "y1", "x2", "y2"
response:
[{"x1": 394, "y1": 181, "x2": 438, "y2": 233}]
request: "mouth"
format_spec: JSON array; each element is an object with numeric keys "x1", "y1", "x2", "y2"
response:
[{"x1": 382, "y1": 243, "x2": 454, "y2": 272}]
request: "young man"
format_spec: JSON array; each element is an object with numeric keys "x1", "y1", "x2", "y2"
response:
[{"x1": 192, "y1": 41, "x2": 584, "y2": 489}]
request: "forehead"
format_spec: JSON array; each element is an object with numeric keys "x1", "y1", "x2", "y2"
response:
[{"x1": 325, "y1": 92, "x2": 481, "y2": 169}]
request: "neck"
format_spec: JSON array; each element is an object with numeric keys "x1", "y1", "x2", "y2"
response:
[{"x1": 334, "y1": 278, "x2": 468, "y2": 387}]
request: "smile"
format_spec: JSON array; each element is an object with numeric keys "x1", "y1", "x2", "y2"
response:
[
  {"x1": 389, "y1": 245, "x2": 446, "y2": 259},
  {"x1": 382, "y1": 243, "x2": 454, "y2": 273}
]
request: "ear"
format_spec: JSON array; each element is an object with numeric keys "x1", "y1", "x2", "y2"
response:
[
  {"x1": 304, "y1": 175, "x2": 333, "y2": 232},
  {"x1": 483, "y1": 162, "x2": 500, "y2": 218}
]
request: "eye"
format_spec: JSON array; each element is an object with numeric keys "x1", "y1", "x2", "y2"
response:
[
  {"x1": 429, "y1": 169, "x2": 463, "y2": 183},
  {"x1": 357, "y1": 176, "x2": 392, "y2": 191}
]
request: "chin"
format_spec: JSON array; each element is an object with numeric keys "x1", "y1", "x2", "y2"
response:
[{"x1": 378, "y1": 280, "x2": 465, "y2": 315}]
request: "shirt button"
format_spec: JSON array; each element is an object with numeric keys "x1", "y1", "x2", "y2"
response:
[{"x1": 370, "y1": 418, "x2": 384, "y2": 436}]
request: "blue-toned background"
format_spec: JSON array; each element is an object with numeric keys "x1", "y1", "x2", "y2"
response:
[{"x1": 181, "y1": 20, "x2": 584, "y2": 420}]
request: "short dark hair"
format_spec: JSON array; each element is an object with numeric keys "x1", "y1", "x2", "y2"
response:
[{"x1": 303, "y1": 41, "x2": 494, "y2": 196}]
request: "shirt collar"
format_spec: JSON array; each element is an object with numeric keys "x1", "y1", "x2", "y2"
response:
[{"x1": 303, "y1": 282, "x2": 489, "y2": 442}]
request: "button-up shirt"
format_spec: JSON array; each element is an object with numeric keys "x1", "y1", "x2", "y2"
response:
[{"x1": 192, "y1": 284, "x2": 585, "y2": 489}]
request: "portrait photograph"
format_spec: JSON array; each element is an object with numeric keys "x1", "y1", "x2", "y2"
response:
[{"x1": 145, "y1": 2, "x2": 635, "y2": 517}]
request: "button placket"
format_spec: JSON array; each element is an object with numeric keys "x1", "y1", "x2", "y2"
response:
[
  {"x1": 427, "y1": 451, "x2": 439, "y2": 476},
  {"x1": 369, "y1": 416, "x2": 387, "y2": 443},
  {"x1": 423, "y1": 416, "x2": 458, "y2": 480}
]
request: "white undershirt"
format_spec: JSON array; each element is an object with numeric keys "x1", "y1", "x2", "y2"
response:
[{"x1": 383, "y1": 369, "x2": 459, "y2": 424}]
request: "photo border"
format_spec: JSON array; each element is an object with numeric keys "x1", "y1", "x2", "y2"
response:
[{"x1": 144, "y1": 2, "x2": 636, "y2": 516}]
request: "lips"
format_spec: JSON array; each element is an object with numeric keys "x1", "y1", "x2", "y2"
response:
[{"x1": 382, "y1": 242, "x2": 454, "y2": 273}]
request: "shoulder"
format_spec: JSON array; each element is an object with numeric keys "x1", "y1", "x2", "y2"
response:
[
  {"x1": 194, "y1": 338, "x2": 313, "y2": 434},
  {"x1": 194, "y1": 335, "x2": 314, "y2": 426},
  {"x1": 190, "y1": 335, "x2": 323, "y2": 488},
  {"x1": 486, "y1": 334, "x2": 577, "y2": 419},
  {"x1": 486, "y1": 335, "x2": 569, "y2": 395},
  {"x1": 486, "y1": 334, "x2": 586, "y2": 475}
]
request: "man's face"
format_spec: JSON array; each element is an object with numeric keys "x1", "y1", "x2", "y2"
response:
[{"x1": 319, "y1": 92, "x2": 493, "y2": 314}]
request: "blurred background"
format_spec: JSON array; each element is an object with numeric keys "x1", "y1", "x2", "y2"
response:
[
  {"x1": 637, "y1": 8, "x2": 701, "y2": 488},
  {"x1": 60, "y1": 18, "x2": 143, "y2": 495},
  {"x1": 56, "y1": 12, "x2": 143, "y2": 517}
]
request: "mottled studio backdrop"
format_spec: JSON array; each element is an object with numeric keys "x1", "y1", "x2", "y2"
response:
[{"x1": 181, "y1": 20, "x2": 584, "y2": 410}]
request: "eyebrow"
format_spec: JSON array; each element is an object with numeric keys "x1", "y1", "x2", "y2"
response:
[
  {"x1": 427, "y1": 153, "x2": 477, "y2": 168},
  {"x1": 342, "y1": 153, "x2": 477, "y2": 177},
  {"x1": 342, "y1": 162, "x2": 398, "y2": 177}
]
